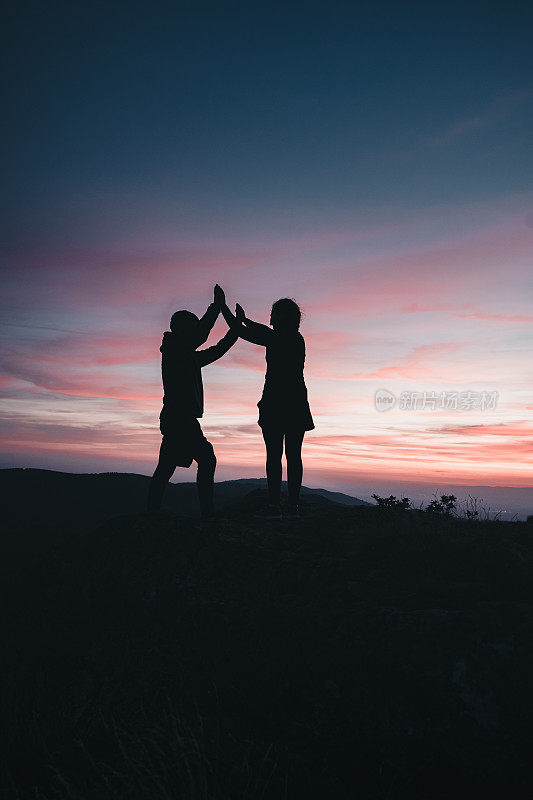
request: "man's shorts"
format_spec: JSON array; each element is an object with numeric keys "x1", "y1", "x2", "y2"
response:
[{"x1": 159, "y1": 409, "x2": 214, "y2": 468}]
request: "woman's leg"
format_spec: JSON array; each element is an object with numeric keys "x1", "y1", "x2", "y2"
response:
[
  {"x1": 262, "y1": 428, "x2": 284, "y2": 506},
  {"x1": 285, "y1": 430, "x2": 305, "y2": 506}
]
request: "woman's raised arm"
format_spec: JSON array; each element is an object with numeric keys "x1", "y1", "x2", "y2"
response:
[{"x1": 222, "y1": 303, "x2": 272, "y2": 346}]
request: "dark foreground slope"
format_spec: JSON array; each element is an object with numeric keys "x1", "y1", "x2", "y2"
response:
[
  {"x1": 0, "y1": 469, "x2": 369, "y2": 558},
  {"x1": 2, "y1": 494, "x2": 533, "y2": 799}
]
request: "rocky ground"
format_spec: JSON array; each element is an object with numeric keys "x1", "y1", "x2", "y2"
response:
[{"x1": 2, "y1": 491, "x2": 533, "y2": 799}]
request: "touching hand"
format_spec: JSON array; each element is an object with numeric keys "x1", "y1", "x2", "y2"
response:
[
  {"x1": 235, "y1": 303, "x2": 246, "y2": 322},
  {"x1": 214, "y1": 284, "x2": 225, "y2": 308}
]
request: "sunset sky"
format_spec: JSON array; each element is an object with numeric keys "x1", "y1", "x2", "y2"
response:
[{"x1": 1, "y1": 1, "x2": 532, "y2": 509}]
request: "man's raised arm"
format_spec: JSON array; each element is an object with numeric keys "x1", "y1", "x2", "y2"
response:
[
  {"x1": 196, "y1": 325, "x2": 239, "y2": 367},
  {"x1": 194, "y1": 284, "x2": 224, "y2": 347}
]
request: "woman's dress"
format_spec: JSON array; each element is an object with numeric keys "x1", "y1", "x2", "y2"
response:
[{"x1": 257, "y1": 330, "x2": 314, "y2": 432}]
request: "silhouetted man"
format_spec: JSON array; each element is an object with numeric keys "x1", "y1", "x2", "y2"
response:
[{"x1": 148, "y1": 284, "x2": 237, "y2": 517}]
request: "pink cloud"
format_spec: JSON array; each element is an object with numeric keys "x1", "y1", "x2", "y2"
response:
[
  {"x1": 308, "y1": 218, "x2": 533, "y2": 317},
  {"x1": 433, "y1": 421, "x2": 532, "y2": 437},
  {"x1": 402, "y1": 302, "x2": 468, "y2": 313},
  {"x1": 402, "y1": 304, "x2": 533, "y2": 324},
  {"x1": 2, "y1": 245, "x2": 264, "y2": 311},
  {"x1": 349, "y1": 342, "x2": 465, "y2": 380},
  {"x1": 454, "y1": 312, "x2": 533, "y2": 323},
  {"x1": 421, "y1": 88, "x2": 533, "y2": 148},
  {"x1": 300, "y1": 431, "x2": 533, "y2": 484},
  {"x1": 0, "y1": 353, "x2": 160, "y2": 403},
  {"x1": 4, "y1": 332, "x2": 158, "y2": 366}
]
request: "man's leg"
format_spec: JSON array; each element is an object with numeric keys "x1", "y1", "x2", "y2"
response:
[
  {"x1": 147, "y1": 438, "x2": 176, "y2": 511},
  {"x1": 285, "y1": 431, "x2": 305, "y2": 507},
  {"x1": 261, "y1": 428, "x2": 284, "y2": 506},
  {"x1": 195, "y1": 440, "x2": 217, "y2": 517}
]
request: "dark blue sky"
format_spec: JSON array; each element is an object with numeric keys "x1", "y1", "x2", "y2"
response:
[{"x1": 3, "y1": 0, "x2": 532, "y2": 248}]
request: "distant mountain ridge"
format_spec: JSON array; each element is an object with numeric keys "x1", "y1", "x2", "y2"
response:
[
  {"x1": 207, "y1": 477, "x2": 371, "y2": 507},
  {"x1": 0, "y1": 469, "x2": 371, "y2": 528}
]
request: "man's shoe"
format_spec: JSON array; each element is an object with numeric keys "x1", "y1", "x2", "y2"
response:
[{"x1": 255, "y1": 504, "x2": 282, "y2": 520}]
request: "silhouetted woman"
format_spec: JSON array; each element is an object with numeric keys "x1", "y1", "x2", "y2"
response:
[{"x1": 223, "y1": 298, "x2": 314, "y2": 518}]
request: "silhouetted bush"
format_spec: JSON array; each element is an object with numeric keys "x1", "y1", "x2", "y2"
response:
[
  {"x1": 371, "y1": 493, "x2": 411, "y2": 510},
  {"x1": 425, "y1": 494, "x2": 457, "y2": 515}
]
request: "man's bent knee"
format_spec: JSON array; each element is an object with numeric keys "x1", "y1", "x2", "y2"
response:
[
  {"x1": 197, "y1": 442, "x2": 216, "y2": 471},
  {"x1": 154, "y1": 461, "x2": 175, "y2": 481}
]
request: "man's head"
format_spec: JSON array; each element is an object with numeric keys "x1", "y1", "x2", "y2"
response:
[{"x1": 170, "y1": 310, "x2": 200, "y2": 339}]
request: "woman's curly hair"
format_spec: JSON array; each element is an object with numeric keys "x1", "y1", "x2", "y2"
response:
[{"x1": 271, "y1": 298, "x2": 302, "y2": 331}]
